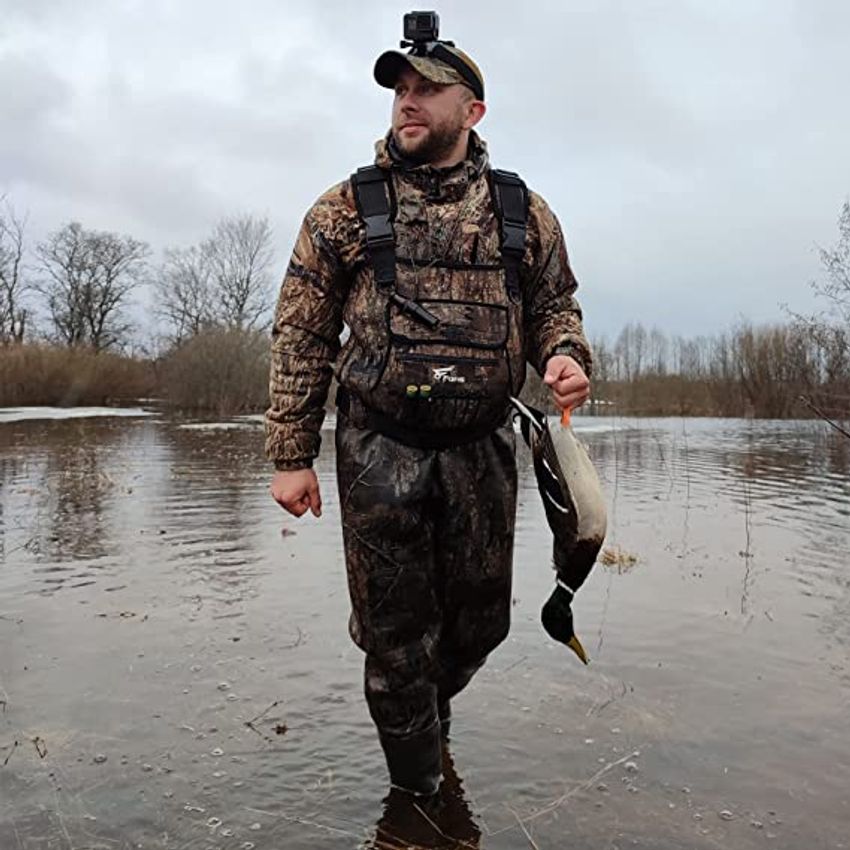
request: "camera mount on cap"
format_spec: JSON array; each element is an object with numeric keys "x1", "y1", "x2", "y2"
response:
[
  {"x1": 397, "y1": 10, "x2": 483, "y2": 100},
  {"x1": 400, "y1": 11, "x2": 454, "y2": 51}
]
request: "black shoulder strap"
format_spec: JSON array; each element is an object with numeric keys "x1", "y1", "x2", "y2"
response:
[
  {"x1": 352, "y1": 164, "x2": 528, "y2": 301},
  {"x1": 488, "y1": 168, "x2": 529, "y2": 302},
  {"x1": 351, "y1": 165, "x2": 396, "y2": 289}
]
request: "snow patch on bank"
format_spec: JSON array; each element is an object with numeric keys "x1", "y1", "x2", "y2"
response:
[
  {"x1": 178, "y1": 421, "x2": 260, "y2": 431},
  {"x1": 0, "y1": 406, "x2": 154, "y2": 424},
  {"x1": 180, "y1": 413, "x2": 339, "y2": 431}
]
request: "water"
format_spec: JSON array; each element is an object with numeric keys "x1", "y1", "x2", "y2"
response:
[{"x1": 0, "y1": 412, "x2": 848, "y2": 849}]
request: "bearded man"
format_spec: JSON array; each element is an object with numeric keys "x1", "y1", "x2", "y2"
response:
[{"x1": 266, "y1": 21, "x2": 591, "y2": 797}]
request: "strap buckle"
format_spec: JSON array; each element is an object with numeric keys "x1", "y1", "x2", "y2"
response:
[
  {"x1": 363, "y1": 213, "x2": 394, "y2": 247},
  {"x1": 501, "y1": 220, "x2": 526, "y2": 255}
]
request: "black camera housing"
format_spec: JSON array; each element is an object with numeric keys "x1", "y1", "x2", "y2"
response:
[{"x1": 403, "y1": 11, "x2": 439, "y2": 44}]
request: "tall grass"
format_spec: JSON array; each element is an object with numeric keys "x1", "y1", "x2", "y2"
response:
[
  {"x1": 4, "y1": 321, "x2": 848, "y2": 421},
  {"x1": 157, "y1": 327, "x2": 269, "y2": 415},
  {"x1": 0, "y1": 343, "x2": 155, "y2": 407}
]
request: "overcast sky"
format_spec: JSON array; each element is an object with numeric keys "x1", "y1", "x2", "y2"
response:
[{"x1": 2, "y1": 0, "x2": 849, "y2": 341}]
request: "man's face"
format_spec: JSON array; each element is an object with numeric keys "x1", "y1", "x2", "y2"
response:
[{"x1": 391, "y1": 66, "x2": 473, "y2": 165}]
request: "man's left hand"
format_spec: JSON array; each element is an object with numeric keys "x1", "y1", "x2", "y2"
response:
[{"x1": 543, "y1": 355, "x2": 590, "y2": 411}]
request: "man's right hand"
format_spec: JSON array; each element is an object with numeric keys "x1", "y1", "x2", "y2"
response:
[{"x1": 270, "y1": 469, "x2": 322, "y2": 518}]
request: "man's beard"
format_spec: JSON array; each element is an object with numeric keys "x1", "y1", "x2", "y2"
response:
[{"x1": 392, "y1": 117, "x2": 464, "y2": 166}]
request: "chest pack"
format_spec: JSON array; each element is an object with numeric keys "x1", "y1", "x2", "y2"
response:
[
  {"x1": 351, "y1": 165, "x2": 529, "y2": 303},
  {"x1": 340, "y1": 164, "x2": 530, "y2": 447}
]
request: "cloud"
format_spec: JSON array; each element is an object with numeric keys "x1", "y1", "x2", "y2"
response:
[{"x1": 1, "y1": 0, "x2": 849, "y2": 340}]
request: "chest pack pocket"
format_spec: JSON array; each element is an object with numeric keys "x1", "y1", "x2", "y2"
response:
[{"x1": 347, "y1": 164, "x2": 529, "y2": 443}]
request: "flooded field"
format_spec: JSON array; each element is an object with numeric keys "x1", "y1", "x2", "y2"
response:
[{"x1": 1, "y1": 410, "x2": 848, "y2": 849}]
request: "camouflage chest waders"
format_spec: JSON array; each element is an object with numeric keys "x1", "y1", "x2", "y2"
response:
[
  {"x1": 334, "y1": 163, "x2": 528, "y2": 794},
  {"x1": 336, "y1": 418, "x2": 516, "y2": 794},
  {"x1": 266, "y1": 131, "x2": 593, "y2": 796}
]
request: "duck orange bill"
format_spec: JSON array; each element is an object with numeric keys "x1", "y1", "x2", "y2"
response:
[
  {"x1": 561, "y1": 407, "x2": 571, "y2": 427},
  {"x1": 567, "y1": 634, "x2": 589, "y2": 665}
]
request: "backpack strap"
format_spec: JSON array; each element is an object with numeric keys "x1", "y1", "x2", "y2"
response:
[
  {"x1": 351, "y1": 165, "x2": 396, "y2": 289},
  {"x1": 352, "y1": 163, "x2": 529, "y2": 304},
  {"x1": 488, "y1": 168, "x2": 529, "y2": 302}
]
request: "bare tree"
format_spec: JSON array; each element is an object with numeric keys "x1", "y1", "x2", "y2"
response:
[
  {"x1": 733, "y1": 322, "x2": 814, "y2": 418},
  {"x1": 0, "y1": 199, "x2": 29, "y2": 343},
  {"x1": 631, "y1": 322, "x2": 647, "y2": 378},
  {"x1": 807, "y1": 203, "x2": 850, "y2": 391},
  {"x1": 35, "y1": 222, "x2": 150, "y2": 351},
  {"x1": 648, "y1": 327, "x2": 668, "y2": 375},
  {"x1": 673, "y1": 335, "x2": 709, "y2": 379},
  {"x1": 614, "y1": 324, "x2": 632, "y2": 382},
  {"x1": 785, "y1": 201, "x2": 850, "y2": 420},
  {"x1": 814, "y1": 200, "x2": 850, "y2": 324},
  {"x1": 156, "y1": 214, "x2": 275, "y2": 342},
  {"x1": 590, "y1": 335, "x2": 612, "y2": 384},
  {"x1": 613, "y1": 322, "x2": 649, "y2": 381},
  {"x1": 155, "y1": 245, "x2": 213, "y2": 342},
  {"x1": 203, "y1": 214, "x2": 274, "y2": 330}
]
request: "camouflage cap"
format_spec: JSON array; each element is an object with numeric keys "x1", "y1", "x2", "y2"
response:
[{"x1": 374, "y1": 44, "x2": 485, "y2": 100}]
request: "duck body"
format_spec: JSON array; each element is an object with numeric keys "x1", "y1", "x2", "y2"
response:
[{"x1": 511, "y1": 397, "x2": 607, "y2": 663}]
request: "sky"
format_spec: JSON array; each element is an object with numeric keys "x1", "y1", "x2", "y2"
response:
[{"x1": 2, "y1": 0, "x2": 849, "y2": 343}]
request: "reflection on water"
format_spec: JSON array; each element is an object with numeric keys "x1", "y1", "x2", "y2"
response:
[
  {"x1": 367, "y1": 747, "x2": 481, "y2": 849},
  {"x1": 1, "y1": 420, "x2": 128, "y2": 589},
  {"x1": 0, "y1": 414, "x2": 848, "y2": 849},
  {"x1": 153, "y1": 424, "x2": 268, "y2": 620}
]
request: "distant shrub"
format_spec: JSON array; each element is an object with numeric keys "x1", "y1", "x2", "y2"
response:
[
  {"x1": 158, "y1": 328, "x2": 269, "y2": 415},
  {"x1": 0, "y1": 343, "x2": 155, "y2": 407}
]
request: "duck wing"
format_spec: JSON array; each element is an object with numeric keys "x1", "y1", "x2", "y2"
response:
[{"x1": 511, "y1": 398, "x2": 606, "y2": 592}]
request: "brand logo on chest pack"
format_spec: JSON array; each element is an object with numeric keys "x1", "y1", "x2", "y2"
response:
[{"x1": 432, "y1": 366, "x2": 466, "y2": 384}]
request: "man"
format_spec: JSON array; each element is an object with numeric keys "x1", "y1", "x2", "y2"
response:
[{"x1": 266, "y1": 20, "x2": 591, "y2": 797}]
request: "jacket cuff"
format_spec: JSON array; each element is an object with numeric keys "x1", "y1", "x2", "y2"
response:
[
  {"x1": 548, "y1": 342, "x2": 591, "y2": 378},
  {"x1": 273, "y1": 459, "x2": 314, "y2": 472}
]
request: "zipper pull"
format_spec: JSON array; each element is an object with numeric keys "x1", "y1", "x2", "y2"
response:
[{"x1": 389, "y1": 292, "x2": 440, "y2": 329}]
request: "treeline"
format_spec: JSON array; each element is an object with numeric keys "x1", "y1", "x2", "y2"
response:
[
  {"x1": 2, "y1": 196, "x2": 849, "y2": 421},
  {"x1": 0, "y1": 197, "x2": 273, "y2": 413},
  {"x1": 524, "y1": 203, "x2": 849, "y2": 422},
  {"x1": 590, "y1": 321, "x2": 848, "y2": 418},
  {"x1": 7, "y1": 319, "x2": 846, "y2": 421}
]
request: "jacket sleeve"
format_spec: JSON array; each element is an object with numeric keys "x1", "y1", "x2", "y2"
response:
[
  {"x1": 521, "y1": 191, "x2": 593, "y2": 378},
  {"x1": 264, "y1": 183, "x2": 353, "y2": 470}
]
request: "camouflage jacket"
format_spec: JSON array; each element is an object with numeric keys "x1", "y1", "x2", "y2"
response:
[{"x1": 265, "y1": 131, "x2": 592, "y2": 470}]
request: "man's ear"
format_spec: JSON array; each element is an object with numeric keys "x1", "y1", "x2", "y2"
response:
[{"x1": 463, "y1": 100, "x2": 486, "y2": 130}]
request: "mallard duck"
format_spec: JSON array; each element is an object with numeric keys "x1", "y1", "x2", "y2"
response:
[{"x1": 511, "y1": 398, "x2": 607, "y2": 664}]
